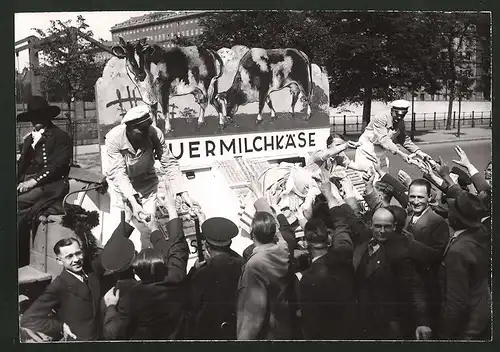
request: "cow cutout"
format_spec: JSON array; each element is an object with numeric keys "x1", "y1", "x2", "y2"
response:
[
  {"x1": 111, "y1": 37, "x2": 224, "y2": 133},
  {"x1": 215, "y1": 48, "x2": 313, "y2": 129}
]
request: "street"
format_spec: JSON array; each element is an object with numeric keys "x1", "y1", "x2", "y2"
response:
[{"x1": 344, "y1": 139, "x2": 492, "y2": 180}]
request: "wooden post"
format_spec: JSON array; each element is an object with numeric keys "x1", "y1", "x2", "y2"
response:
[
  {"x1": 453, "y1": 111, "x2": 456, "y2": 129},
  {"x1": 433, "y1": 112, "x2": 437, "y2": 130},
  {"x1": 343, "y1": 115, "x2": 347, "y2": 136},
  {"x1": 471, "y1": 111, "x2": 475, "y2": 128}
]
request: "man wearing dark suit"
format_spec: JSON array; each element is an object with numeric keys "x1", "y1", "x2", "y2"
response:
[
  {"x1": 20, "y1": 218, "x2": 134, "y2": 341},
  {"x1": 354, "y1": 207, "x2": 431, "y2": 340},
  {"x1": 405, "y1": 179, "x2": 449, "y2": 332},
  {"x1": 17, "y1": 96, "x2": 72, "y2": 267},
  {"x1": 187, "y1": 217, "x2": 244, "y2": 340},
  {"x1": 298, "y1": 215, "x2": 356, "y2": 339},
  {"x1": 439, "y1": 191, "x2": 491, "y2": 340},
  {"x1": 21, "y1": 238, "x2": 101, "y2": 340}
]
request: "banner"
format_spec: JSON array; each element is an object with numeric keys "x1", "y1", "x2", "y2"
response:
[{"x1": 95, "y1": 44, "x2": 330, "y2": 168}]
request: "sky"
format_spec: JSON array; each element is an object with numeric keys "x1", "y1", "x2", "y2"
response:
[{"x1": 14, "y1": 11, "x2": 159, "y2": 70}]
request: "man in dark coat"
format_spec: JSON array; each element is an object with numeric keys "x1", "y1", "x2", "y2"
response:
[
  {"x1": 20, "y1": 218, "x2": 133, "y2": 341},
  {"x1": 405, "y1": 178, "x2": 449, "y2": 332},
  {"x1": 438, "y1": 191, "x2": 491, "y2": 340},
  {"x1": 186, "y1": 217, "x2": 244, "y2": 340},
  {"x1": 298, "y1": 216, "x2": 356, "y2": 339},
  {"x1": 353, "y1": 207, "x2": 431, "y2": 340},
  {"x1": 17, "y1": 96, "x2": 72, "y2": 267}
]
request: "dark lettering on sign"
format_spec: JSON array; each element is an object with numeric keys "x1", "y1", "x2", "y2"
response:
[
  {"x1": 244, "y1": 138, "x2": 253, "y2": 153},
  {"x1": 190, "y1": 239, "x2": 198, "y2": 255},
  {"x1": 189, "y1": 141, "x2": 201, "y2": 158},
  {"x1": 298, "y1": 132, "x2": 307, "y2": 147},
  {"x1": 264, "y1": 136, "x2": 273, "y2": 151},
  {"x1": 238, "y1": 138, "x2": 242, "y2": 154},
  {"x1": 276, "y1": 135, "x2": 285, "y2": 150},
  {"x1": 285, "y1": 134, "x2": 296, "y2": 149},
  {"x1": 221, "y1": 139, "x2": 236, "y2": 154},
  {"x1": 206, "y1": 140, "x2": 216, "y2": 156},
  {"x1": 308, "y1": 132, "x2": 316, "y2": 147},
  {"x1": 253, "y1": 136, "x2": 263, "y2": 152},
  {"x1": 168, "y1": 143, "x2": 184, "y2": 159}
]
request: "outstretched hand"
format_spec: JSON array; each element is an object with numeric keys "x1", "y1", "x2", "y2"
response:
[
  {"x1": 437, "y1": 156, "x2": 451, "y2": 179},
  {"x1": 452, "y1": 145, "x2": 473, "y2": 169}
]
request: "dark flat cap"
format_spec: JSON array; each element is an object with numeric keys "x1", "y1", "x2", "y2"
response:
[{"x1": 202, "y1": 217, "x2": 239, "y2": 247}]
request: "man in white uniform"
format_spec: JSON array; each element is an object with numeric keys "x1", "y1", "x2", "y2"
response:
[
  {"x1": 354, "y1": 100, "x2": 431, "y2": 172},
  {"x1": 105, "y1": 105, "x2": 195, "y2": 250}
]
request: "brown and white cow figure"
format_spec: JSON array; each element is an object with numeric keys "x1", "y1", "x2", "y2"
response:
[
  {"x1": 111, "y1": 37, "x2": 224, "y2": 133},
  {"x1": 215, "y1": 48, "x2": 313, "y2": 129}
]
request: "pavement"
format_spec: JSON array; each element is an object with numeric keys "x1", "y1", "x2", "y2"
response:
[{"x1": 411, "y1": 126, "x2": 492, "y2": 145}]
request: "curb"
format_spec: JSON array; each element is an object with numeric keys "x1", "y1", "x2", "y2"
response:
[{"x1": 416, "y1": 136, "x2": 492, "y2": 145}]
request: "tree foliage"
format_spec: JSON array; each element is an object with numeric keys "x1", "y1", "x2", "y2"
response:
[
  {"x1": 31, "y1": 15, "x2": 104, "y2": 110},
  {"x1": 427, "y1": 12, "x2": 490, "y2": 129},
  {"x1": 195, "y1": 11, "x2": 490, "y2": 127}
]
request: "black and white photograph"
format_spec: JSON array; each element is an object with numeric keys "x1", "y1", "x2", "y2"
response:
[{"x1": 14, "y1": 10, "x2": 492, "y2": 342}]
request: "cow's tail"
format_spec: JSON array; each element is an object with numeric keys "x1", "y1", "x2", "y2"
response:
[{"x1": 208, "y1": 49, "x2": 224, "y2": 106}]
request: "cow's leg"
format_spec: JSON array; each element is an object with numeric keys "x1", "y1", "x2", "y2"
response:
[
  {"x1": 289, "y1": 84, "x2": 301, "y2": 116},
  {"x1": 193, "y1": 88, "x2": 208, "y2": 129},
  {"x1": 159, "y1": 83, "x2": 172, "y2": 133},
  {"x1": 256, "y1": 91, "x2": 268, "y2": 126},
  {"x1": 266, "y1": 96, "x2": 277, "y2": 121}
]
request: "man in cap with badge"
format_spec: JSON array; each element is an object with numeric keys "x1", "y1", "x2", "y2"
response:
[
  {"x1": 186, "y1": 217, "x2": 244, "y2": 340},
  {"x1": 104, "y1": 104, "x2": 197, "y2": 250},
  {"x1": 354, "y1": 99, "x2": 432, "y2": 173},
  {"x1": 17, "y1": 96, "x2": 72, "y2": 267}
]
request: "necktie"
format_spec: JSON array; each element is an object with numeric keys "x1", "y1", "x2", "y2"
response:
[{"x1": 368, "y1": 238, "x2": 378, "y2": 256}]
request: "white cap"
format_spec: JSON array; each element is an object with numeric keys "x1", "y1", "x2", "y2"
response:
[
  {"x1": 390, "y1": 99, "x2": 411, "y2": 110},
  {"x1": 121, "y1": 105, "x2": 152, "y2": 126}
]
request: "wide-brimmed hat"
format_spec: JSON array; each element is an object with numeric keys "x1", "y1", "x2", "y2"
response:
[
  {"x1": 17, "y1": 96, "x2": 61, "y2": 123},
  {"x1": 448, "y1": 191, "x2": 485, "y2": 228}
]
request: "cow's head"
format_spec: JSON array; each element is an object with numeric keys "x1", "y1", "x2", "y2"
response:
[
  {"x1": 111, "y1": 37, "x2": 155, "y2": 82},
  {"x1": 111, "y1": 37, "x2": 158, "y2": 106}
]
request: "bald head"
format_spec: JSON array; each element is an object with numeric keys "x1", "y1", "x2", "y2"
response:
[{"x1": 371, "y1": 208, "x2": 396, "y2": 243}]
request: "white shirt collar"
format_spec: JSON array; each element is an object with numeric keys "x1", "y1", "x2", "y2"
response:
[
  {"x1": 66, "y1": 269, "x2": 87, "y2": 283},
  {"x1": 311, "y1": 252, "x2": 327, "y2": 263},
  {"x1": 452, "y1": 228, "x2": 467, "y2": 239},
  {"x1": 31, "y1": 128, "x2": 45, "y2": 148}
]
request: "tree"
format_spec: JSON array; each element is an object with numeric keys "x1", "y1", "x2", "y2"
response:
[
  {"x1": 196, "y1": 11, "x2": 445, "y2": 128},
  {"x1": 429, "y1": 12, "x2": 488, "y2": 130},
  {"x1": 31, "y1": 15, "x2": 104, "y2": 121},
  {"x1": 15, "y1": 68, "x2": 32, "y2": 104}
]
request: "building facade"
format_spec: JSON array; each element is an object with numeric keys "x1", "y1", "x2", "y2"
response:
[{"x1": 110, "y1": 11, "x2": 207, "y2": 48}]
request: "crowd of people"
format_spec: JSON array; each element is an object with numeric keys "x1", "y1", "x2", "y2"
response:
[{"x1": 18, "y1": 97, "x2": 491, "y2": 341}]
